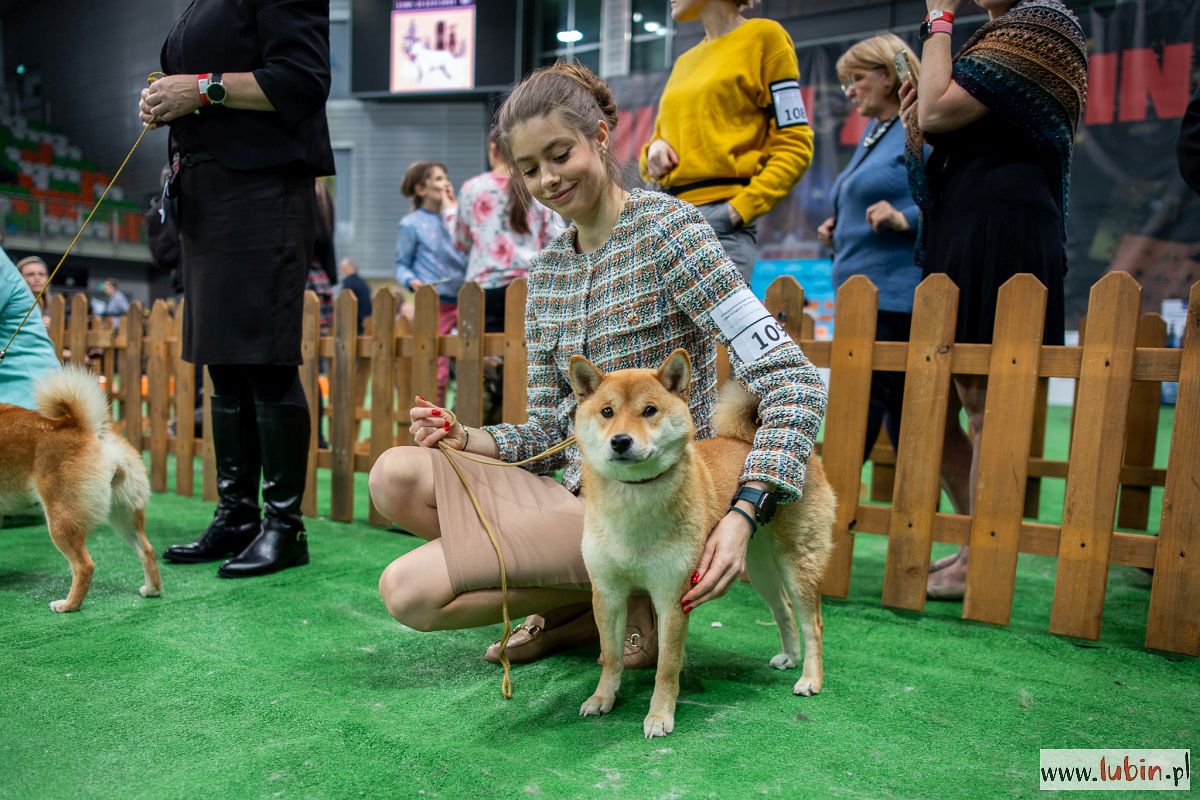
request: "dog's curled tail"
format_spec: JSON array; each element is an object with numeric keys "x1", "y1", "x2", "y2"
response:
[
  {"x1": 35, "y1": 366, "x2": 111, "y2": 436},
  {"x1": 711, "y1": 381, "x2": 761, "y2": 445}
]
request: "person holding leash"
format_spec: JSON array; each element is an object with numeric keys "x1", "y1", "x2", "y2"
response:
[
  {"x1": 368, "y1": 63, "x2": 826, "y2": 669},
  {"x1": 138, "y1": 0, "x2": 335, "y2": 578}
]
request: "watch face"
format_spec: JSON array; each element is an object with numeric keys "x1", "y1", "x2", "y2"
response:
[
  {"x1": 206, "y1": 82, "x2": 228, "y2": 104},
  {"x1": 758, "y1": 492, "x2": 777, "y2": 523}
]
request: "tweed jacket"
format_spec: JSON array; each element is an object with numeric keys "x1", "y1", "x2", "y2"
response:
[{"x1": 483, "y1": 189, "x2": 826, "y2": 504}]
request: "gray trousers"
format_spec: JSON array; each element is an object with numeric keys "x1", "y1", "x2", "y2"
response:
[{"x1": 697, "y1": 200, "x2": 759, "y2": 284}]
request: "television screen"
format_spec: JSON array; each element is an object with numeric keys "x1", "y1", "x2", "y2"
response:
[
  {"x1": 352, "y1": 0, "x2": 517, "y2": 97},
  {"x1": 390, "y1": 1, "x2": 475, "y2": 92}
]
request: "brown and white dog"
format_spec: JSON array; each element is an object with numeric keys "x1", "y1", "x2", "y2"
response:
[
  {"x1": 0, "y1": 366, "x2": 162, "y2": 611},
  {"x1": 568, "y1": 349, "x2": 834, "y2": 737}
]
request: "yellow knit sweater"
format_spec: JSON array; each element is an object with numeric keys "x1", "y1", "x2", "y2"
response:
[{"x1": 639, "y1": 18, "x2": 813, "y2": 224}]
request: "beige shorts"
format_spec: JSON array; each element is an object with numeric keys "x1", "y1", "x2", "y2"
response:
[{"x1": 430, "y1": 449, "x2": 590, "y2": 594}]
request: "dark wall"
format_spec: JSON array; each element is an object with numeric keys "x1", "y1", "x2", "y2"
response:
[{"x1": 2, "y1": 0, "x2": 192, "y2": 201}]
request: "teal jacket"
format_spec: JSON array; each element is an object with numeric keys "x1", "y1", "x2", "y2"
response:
[{"x1": 0, "y1": 249, "x2": 60, "y2": 409}]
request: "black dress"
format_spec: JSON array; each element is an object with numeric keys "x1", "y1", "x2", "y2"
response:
[
  {"x1": 161, "y1": 0, "x2": 334, "y2": 366},
  {"x1": 922, "y1": 113, "x2": 1066, "y2": 346}
]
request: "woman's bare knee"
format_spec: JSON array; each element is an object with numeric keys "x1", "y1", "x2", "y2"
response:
[
  {"x1": 368, "y1": 446, "x2": 434, "y2": 525},
  {"x1": 378, "y1": 542, "x2": 457, "y2": 632}
]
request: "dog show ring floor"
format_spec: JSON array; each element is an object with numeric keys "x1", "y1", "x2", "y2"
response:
[{"x1": 1, "y1": 406, "x2": 1197, "y2": 798}]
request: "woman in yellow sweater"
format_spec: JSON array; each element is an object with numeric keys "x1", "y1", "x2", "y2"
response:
[{"x1": 641, "y1": 0, "x2": 813, "y2": 283}]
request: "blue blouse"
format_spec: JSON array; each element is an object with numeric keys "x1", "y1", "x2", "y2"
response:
[{"x1": 829, "y1": 119, "x2": 924, "y2": 313}]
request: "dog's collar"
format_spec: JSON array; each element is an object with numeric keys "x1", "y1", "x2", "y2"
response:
[{"x1": 614, "y1": 461, "x2": 675, "y2": 485}]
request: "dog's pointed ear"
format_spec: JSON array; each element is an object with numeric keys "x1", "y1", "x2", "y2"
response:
[
  {"x1": 568, "y1": 355, "x2": 604, "y2": 399},
  {"x1": 656, "y1": 348, "x2": 691, "y2": 399}
]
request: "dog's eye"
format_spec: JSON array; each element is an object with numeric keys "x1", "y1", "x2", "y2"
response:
[
  {"x1": 601, "y1": 406, "x2": 613, "y2": 418},
  {"x1": 643, "y1": 405, "x2": 657, "y2": 417}
]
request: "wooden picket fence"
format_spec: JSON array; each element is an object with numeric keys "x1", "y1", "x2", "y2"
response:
[{"x1": 44, "y1": 272, "x2": 1199, "y2": 658}]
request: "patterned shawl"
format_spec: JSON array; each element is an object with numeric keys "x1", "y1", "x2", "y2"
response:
[{"x1": 905, "y1": 0, "x2": 1088, "y2": 237}]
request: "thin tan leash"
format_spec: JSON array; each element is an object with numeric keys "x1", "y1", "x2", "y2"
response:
[
  {"x1": 0, "y1": 72, "x2": 165, "y2": 367},
  {"x1": 433, "y1": 407, "x2": 576, "y2": 699}
]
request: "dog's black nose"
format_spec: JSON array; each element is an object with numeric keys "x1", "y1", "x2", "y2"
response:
[{"x1": 610, "y1": 434, "x2": 633, "y2": 454}]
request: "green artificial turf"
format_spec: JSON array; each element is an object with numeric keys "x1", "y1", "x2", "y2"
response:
[{"x1": 1, "y1": 406, "x2": 1196, "y2": 800}]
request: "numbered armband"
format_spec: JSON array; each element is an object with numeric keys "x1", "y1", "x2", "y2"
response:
[
  {"x1": 710, "y1": 288, "x2": 792, "y2": 364},
  {"x1": 768, "y1": 79, "x2": 808, "y2": 129}
]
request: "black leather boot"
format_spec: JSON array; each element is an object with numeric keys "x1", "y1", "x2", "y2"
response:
[
  {"x1": 163, "y1": 395, "x2": 261, "y2": 563},
  {"x1": 218, "y1": 401, "x2": 310, "y2": 578}
]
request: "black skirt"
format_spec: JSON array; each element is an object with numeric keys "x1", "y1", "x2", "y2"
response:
[
  {"x1": 923, "y1": 115, "x2": 1066, "y2": 346},
  {"x1": 178, "y1": 159, "x2": 315, "y2": 365}
]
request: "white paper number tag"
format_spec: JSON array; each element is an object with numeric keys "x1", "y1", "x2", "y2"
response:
[
  {"x1": 711, "y1": 288, "x2": 792, "y2": 364},
  {"x1": 770, "y1": 79, "x2": 808, "y2": 128}
]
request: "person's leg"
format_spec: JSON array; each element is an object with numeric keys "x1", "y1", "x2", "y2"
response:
[
  {"x1": 928, "y1": 375, "x2": 987, "y2": 597},
  {"x1": 219, "y1": 364, "x2": 311, "y2": 577},
  {"x1": 697, "y1": 201, "x2": 758, "y2": 284},
  {"x1": 163, "y1": 363, "x2": 261, "y2": 563},
  {"x1": 378, "y1": 540, "x2": 591, "y2": 631},
  {"x1": 369, "y1": 445, "x2": 600, "y2": 660}
]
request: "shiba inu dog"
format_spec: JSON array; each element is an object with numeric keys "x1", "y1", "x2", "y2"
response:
[
  {"x1": 0, "y1": 367, "x2": 162, "y2": 611},
  {"x1": 568, "y1": 349, "x2": 835, "y2": 738}
]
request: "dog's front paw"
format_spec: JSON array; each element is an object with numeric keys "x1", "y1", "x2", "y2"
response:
[
  {"x1": 793, "y1": 674, "x2": 822, "y2": 696},
  {"x1": 49, "y1": 599, "x2": 80, "y2": 613},
  {"x1": 580, "y1": 694, "x2": 614, "y2": 717},
  {"x1": 139, "y1": 585, "x2": 162, "y2": 598},
  {"x1": 770, "y1": 653, "x2": 797, "y2": 670},
  {"x1": 643, "y1": 712, "x2": 674, "y2": 738}
]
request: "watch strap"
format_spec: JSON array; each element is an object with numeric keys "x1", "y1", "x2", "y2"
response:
[{"x1": 197, "y1": 73, "x2": 212, "y2": 107}]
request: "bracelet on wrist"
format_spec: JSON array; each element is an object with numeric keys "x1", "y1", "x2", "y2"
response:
[
  {"x1": 727, "y1": 506, "x2": 757, "y2": 538},
  {"x1": 461, "y1": 426, "x2": 470, "y2": 451}
]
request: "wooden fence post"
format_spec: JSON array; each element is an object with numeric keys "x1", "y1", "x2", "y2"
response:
[
  {"x1": 1145, "y1": 282, "x2": 1200, "y2": 656},
  {"x1": 501, "y1": 278, "x2": 528, "y2": 424},
  {"x1": 394, "y1": 314, "x2": 414, "y2": 445},
  {"x1": 173, "y1": 299, "x2": 195, "y2": 497},
  {"x1": 330, "y1": 290, "x2": 359, "y2": 522},
  {"x1": 1049, "y1": 272, "x2": 1142, "y2": 640},
  {"x1": 299, "y1": 292, "x2": 320, "y2": 518},
  {"x1": 1022, "y1": 378, "x2": 1050, "y2": 518},
  {"x1": 1117, "y1": 313, "x2": 1166, "y2": 530},
  {"x1": 411, "y1": 285, "x2": 440, "y2": 405},
  {"x1": 201, "y1": 367, "x2": 217, "y2": 502},
  {"x1": 368, "y1": 288, "x2": 398, "y2": 527},
  {"x1": 764, "y1": 275, "x2": 806, "y2": 342},
  {"x1": 882, "y1": 274, "x2": 958, "y2": 611},
  {"x1": 147, "y1": 301, "x2": 171, "y2": 492},
  {"x1": 456, "y1": 282, "x2": 485, "y2": 427},
  {"x1": 47, "y1": 294, "x2": 65, "y2": 356},
  {"x1": 66, "y1": 293, "x2": 89, "y2": 367},
  {"x1": 124, "y1": 301, "x2": 144, "y2": 453},
  {"x1": 819, "y1": 276, "x2": 878, "y2": 598},
  {"x1": 962, "y1": 275, "x2": 1047, "y2": 626}
]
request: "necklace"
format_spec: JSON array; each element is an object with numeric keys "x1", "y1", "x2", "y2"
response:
[{"x1": 862, "y1": 116, "x2": 898, "y2": 149}]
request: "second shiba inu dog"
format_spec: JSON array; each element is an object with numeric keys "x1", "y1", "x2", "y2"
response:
[
  {"x1": 568, "y1": 349, "x2": 835, "y2": 738},
  {"x1": 0, "y1": 367, "x2": 162, "y2": 612}
]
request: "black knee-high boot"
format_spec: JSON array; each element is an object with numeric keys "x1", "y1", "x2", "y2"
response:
[
  {"x1": 163, "y1": 395, "x2": 261, "y2": 563},
  {"x1": 218, "y1": 401, "x2": 310, "y2": 578}
]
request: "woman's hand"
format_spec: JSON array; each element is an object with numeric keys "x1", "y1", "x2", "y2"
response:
[
  {"x1": 899, "y1": 79, "x2": 920, "y2": 130},
  {"x1": 409, "y1": 395, "x2": 467, "y2": 450},
  {"x1": 679, "y1": 511, "x2": 754, "y2": 612},
  {"x1": 926, "y1": 0, "x2": 961, "y2": 12},
  {"x1": 817, "y1": 216, "x2": 836, "y2": 248},
  {"x1": 866, "y1": 200, "x2": 910, "y2": 233},
  {"x1": 645, "y1": 139, "x2": 679, "y2": 180},
  {"x1": 140, "y1": 74, "x2": 202, "y2": 125},
  {"x1": 727, "y1": 203, "x2": 743, "y2": 228}
]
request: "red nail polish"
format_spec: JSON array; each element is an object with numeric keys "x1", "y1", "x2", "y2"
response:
[
  {"x1": 431, "y1": 409, "x2": 442, "y2": 417},
  {"x1": 690, "y1": 572, "x2": 700, "y2": 585},
  {"x1": 683, "y1": 606, "x2": 692, "y2": 615},
  {"x1": 444, "y1": 421, "x2": 451, "y2": 431}
]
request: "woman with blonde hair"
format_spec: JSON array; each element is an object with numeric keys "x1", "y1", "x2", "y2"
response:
[
  {"x1": 16, "y1": 256, "x2": 52, "y2": 327},
  {"x1": 819, "y1": 33, "x2": 973, "y2": 540},
  {"x1": 641, "y1": 0, "x2": 813, "y2": 283}
]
